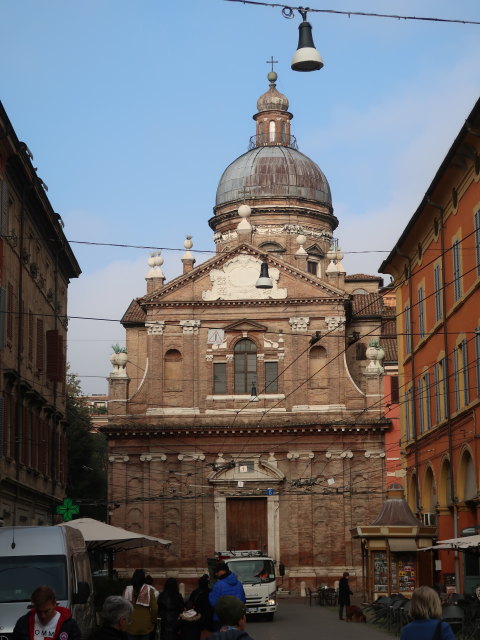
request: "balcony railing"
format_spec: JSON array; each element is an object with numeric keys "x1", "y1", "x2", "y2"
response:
[{"x1": 248, "y1": 133, "x2": 298, "y2": 151}]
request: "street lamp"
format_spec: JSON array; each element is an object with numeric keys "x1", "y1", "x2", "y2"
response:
[{"x1": 290, "y1": 7, "x2": 323, "y2": 72}]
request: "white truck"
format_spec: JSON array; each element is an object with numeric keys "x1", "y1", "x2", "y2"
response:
[{"x1": 208, "y1": 550, "x2": 284, "y2": 621}]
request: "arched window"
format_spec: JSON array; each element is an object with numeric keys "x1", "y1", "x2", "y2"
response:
[
  {"x1": 164, "y1": 349, "x2": 182, "y2": 391},
  {"x1": 422, "y1": 467, "x2": 436, "y2": 512},
  {"x1": 438, "y1": 459, "x2": 453, "y2": 507},
  {"x1": 234, "y1": 339, "x2": 257, "y2": 393},
  {"x1": 308, "y1": 345, "x2": 327, "y2": 389},
  {"x1": 459, "y1": 450, "x2": 477, "y2": 501},
  {"x1": 269, "y1": 120, "x2": 275, "y2": 142}
]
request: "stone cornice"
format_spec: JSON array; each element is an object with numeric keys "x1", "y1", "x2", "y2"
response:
[
  {"x1": 102, "y1": 420, "x2": 391, "y2": 437},
  {"x1": 210, "y1": 204, "x2": 337, "y2": 230}
]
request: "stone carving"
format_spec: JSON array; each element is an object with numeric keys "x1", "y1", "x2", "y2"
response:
[
  {"x1": 325, "y1": 450, "x2": 352, "y2": 459},
  {"x1": 180, "y1": 320, "x2": 201, "y2": 335},
  {"x1": 289, "y1": 317, "x2": 310, "y2": 333},
  {"x1": 178, "y1": 452, "x2": 206, "y2": 461},
  {"x1": 205, "y1": 354, "x2": 213, "y2": 361},
  {"x1": 325, "y1": 316, "x2": 345, "y2": 332},
  {"x1": 226, "y1": 354, "x2": 234, "y2": 361},
  {"x1": 146, "y1": 320, "x2": 165, "y2": 335},
  {"x1": 364, "y1": 450, "x2": 386, "y2": 459},
  {"x1": 256, "y1": 353, "x2": 264, "y2": 361},
  {"x1": 202, "y1": 254, "x2": 287, "y2": 301},
  {"x1": 109, "y1": 455, "x2": 129, "y2": 463},
  {"x1": 264, "y1": 338, "x2": 279, "y2": 349},
  {"x1": 286, "y1": 451, "x2": 314, "y2": 460},
  {"x1": 140, "y1": 454, "x2": 167, "y2": 462}
]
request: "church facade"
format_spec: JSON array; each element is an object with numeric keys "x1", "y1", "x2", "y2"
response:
[{"x1": 106, "y1": 73, "x2": 393, "y2": 591}]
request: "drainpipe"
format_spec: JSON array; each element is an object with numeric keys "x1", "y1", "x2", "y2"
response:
[
  {"x1": 394, "y1": 247, "x2": 421, "y2": 513},
  {"x1": 427, "y1": 199, "x2": 460, "y2": 590}
]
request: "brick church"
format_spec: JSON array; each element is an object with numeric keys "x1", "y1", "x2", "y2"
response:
[{"x1": 105, "y1": 72, "x2": 394, "y2": 591}]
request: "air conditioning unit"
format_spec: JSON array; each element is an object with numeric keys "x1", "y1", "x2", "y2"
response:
[{"x1": 422, "y1": 512, "x2": 437, "y2": 526}]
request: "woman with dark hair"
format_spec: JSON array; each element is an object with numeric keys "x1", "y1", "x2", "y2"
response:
[
  {"x1": 157, "y1": 578, "x2": 184, "y2": 640},
  {"x1": 400, "y1": 586, "x2": 455, "y2": 640},
  {"x1": 122, "y1": 569, "x2": 158, "y2": 640},
  {"x1": 189, "y1": 575, "x2": 213, "y2": 634}
]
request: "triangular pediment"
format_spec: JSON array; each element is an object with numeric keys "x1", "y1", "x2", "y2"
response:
[
  {"x1": 223, "y1": 319, "x2": 267, "y2": 332},
  {"x1": 140, "y1": 243, "x2": 348, "y2": 305}
]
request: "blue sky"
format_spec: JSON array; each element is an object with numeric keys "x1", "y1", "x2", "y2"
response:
[{"x1": 2, "y1": 0, "x2": 479, "y2": 393}]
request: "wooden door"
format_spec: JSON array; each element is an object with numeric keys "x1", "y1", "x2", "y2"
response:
[{"x1": 226, "y1": 498, "x2": 267, "y2": 551}]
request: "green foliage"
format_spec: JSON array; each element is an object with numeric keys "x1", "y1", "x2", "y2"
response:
[
  {"x1": 111, "y1": 343, "x2": 127, "y2": 353},
  {"x1": 65, "y1": 368, "x2": 107, "y2": 521}
]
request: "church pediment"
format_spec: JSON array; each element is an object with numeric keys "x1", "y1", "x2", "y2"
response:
[
  {"x1": 223, "y1": 319, "x2": 267, "y2": 332},
  {"x1": 141, "y1": 244, "x2": 347, "y2": 304},
  {"x1": 208, "y1": 455, "x2": 285, "y2": 485}
]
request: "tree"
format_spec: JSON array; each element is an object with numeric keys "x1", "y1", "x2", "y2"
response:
[{"x1": 65, "y1": 368, "x2": 107, "y2": 521}]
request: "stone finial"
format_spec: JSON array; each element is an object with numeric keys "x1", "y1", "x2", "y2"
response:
[
  {"x1": 237, "y1": 204, "x2": 252, "y2": 238},
  {"x1": 146, "y1": 251, "x2": 166, "y2": 294},
  {"x1": 326, "y1": 244, "x2": 337, "y2": 273},
  {"x1": 365, "y1": 339, "x2": 385, "y2": 374},
  {"x1": 335, "y1": 248, "x2": 346, "y2": 274},
  {"x1": 109, "y1": 346, "x2": 128, "y2": 378},
  {"x1": 181, "y1": 235, "x2": 196, "y2": 273}
]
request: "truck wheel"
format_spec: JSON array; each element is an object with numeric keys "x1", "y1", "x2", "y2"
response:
[{"x1": 265, "y1": 613, "x2": 274, "y2": 621}]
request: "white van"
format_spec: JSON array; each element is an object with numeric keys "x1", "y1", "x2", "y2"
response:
[{"x1": 0, "y1": 525, "x2": 95, "y2": 639}]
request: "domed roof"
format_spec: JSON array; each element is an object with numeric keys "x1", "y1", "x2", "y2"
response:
[
  {"x1": 257, "y1": 71, "x2": 289, "y2": 112},
  {"x1": 215, "y1": 145, "x2": 332, "y2": 208}
]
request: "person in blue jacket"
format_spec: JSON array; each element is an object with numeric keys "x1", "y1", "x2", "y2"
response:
[
  {"x1": 400, "y1": 586, "x2": 455, "y2": 640},
  {"x1": 209, "y1": 562, "x2": 245, "y2": 629}
]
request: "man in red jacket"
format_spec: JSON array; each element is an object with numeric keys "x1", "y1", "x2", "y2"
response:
[{"x1": 12, "y1": 585, "x2": 81, "y2": 640}]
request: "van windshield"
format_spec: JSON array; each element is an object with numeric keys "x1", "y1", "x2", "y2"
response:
[
  {"x1": 226, "y1": 559, "x2": 275, "y2": 584},
  {"x1": 0, "y1": 555, "x2": 68, "y2": 603}
]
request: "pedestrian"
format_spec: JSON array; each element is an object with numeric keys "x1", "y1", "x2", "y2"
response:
[
  {"x1": 122, "y1": 569, "x2": 158, "y2": 640},
  {"x1": 209, "y1": 563, "x2": 245, "y2": 630},
  {"x1": 178, "y1": 603, "x2": 202, "y2": 640},
  {"x1": 90, "y1": 596, "x2": 133, "y2": 640},
  {"x1": 157, "y1": 577, "x2": 184, "y2": 640},
  {"x1": 12, "y1": 585, "x2": 81, "y2": 640},
  {"x1": 338, "y1": 571, "x2": 353, "y2": 620},
  {"x1": 209, "y1": 596, "x2": 254, "y2": 640},
  {"x1": 189, "y1": 574, "x2": 213, "y2": 634},
  {"x1": 400, "y1": 586, "x2": 455, "y2": 640}
]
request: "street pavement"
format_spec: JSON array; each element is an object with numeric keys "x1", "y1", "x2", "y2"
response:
[{"x1": 247, "y1": 598, "x2": 394, "y2": 640}]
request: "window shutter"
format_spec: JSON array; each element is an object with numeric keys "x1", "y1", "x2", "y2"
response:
[
  {"x1": 390, "y1": 376, "x2": 399, "y2": 404},
  {"x1": 213, "y1": 363, "x2": 227, "y2": 394},
  {"x1": 0, "y1": 179, "x2": 8, "y2": 236},
  {"x1": 36, "y1": 319, "x2": 44, "y2": 371},
  {"x1": 0, "y1": 287, "x2": 6, "y2": 350},
  {"x1": 46, "y1": 329, "x2": 64, "y2": 382},
  {"x1": 355, "y1": 342, "x2": 366, "y2": 360}
]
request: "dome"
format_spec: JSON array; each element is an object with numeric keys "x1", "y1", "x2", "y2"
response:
[
  {"x1": 215, "y1": 145, "x2": 332, "y2": 208},
  {"x1": 257, "y1": 72, "x2": 289, "y2": 112}
]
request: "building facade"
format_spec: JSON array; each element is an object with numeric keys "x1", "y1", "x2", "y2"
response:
[
  {"x1": 380, "y1": 97, "x2": 480, "y2": 594},
  {"x1": 0, "y1": 101, "x2": 81, "y2": 526},
  {"x1": 106, "y1": 74, "x2": 395, "y2": 591}
]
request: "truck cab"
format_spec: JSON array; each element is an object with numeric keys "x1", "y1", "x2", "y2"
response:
[{"x1": 209, "y1": 550, "x2": 283, "y2": 621}]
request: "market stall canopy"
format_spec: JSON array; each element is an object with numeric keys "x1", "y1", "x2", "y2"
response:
[
  {"x1": 421, "y1": 535, "x2": 480, "y2": 551},
  {"x1": 59, "y1": 518, "x2": 171, "y2": 552}
]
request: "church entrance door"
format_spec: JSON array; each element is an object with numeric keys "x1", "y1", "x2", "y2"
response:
[{"x1": 226, "y1": 497, "x2": 267, "y2": 550}]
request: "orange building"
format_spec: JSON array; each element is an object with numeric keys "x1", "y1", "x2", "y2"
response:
[{"x1": 380, "y1": 97, "x2": 480, "y2": 594}]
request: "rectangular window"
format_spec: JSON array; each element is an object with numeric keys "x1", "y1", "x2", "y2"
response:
[
  {"x1": 7, "y1": 282, "x2": 14, "y2": 342},
  {"x1": 307, "y1": 261, "x2": 318, "y2": 276},
  {"x1": 433, "y1": 264, "x2": 442, "y2": 322},
  {"x1": 28, "y1": 311, "x2": 33, "y2": 363},
  {"x1": 404, "y1": 304, "x2": 412, "y2": 355},
  {"x1": 390, "y1": 376, "x2": 399, "y2": 404},
  {"x1": 405, "y1": 387, "x2": 413, "y2": 441},
  {"x1": 418, "y1": 379, "x2": 424, "y2": 434},
  {"x1": 453, "y1": 346, "x2": 460, "y2": 411},
  {"x1": 418, "y1": 286, "x2": 425, "y2": 339},
  {"x1": 213, "y1": 363, "x2": 227, "y2": 394},
  {"x1": 452, "y1": 238, "x2": 462, "y2": 301},
  {"x1": 424, "y1": 373, "x2": 431, "y2": 430},
  {"x1": 441, "y1": 356, "x2": 448, "y2": 418},
  {"x1": 36, "y1": 319, "x2": 44, "y2": 371},
  {"x1": 434, "y1": 363, "x2": 441, "y2": 424},
  {"x1": 459, "y1": 339, "x2": 469, "y2": 406},
  {"x1": 475, "y1": 210, "x2": 480, "y2": 277},
  {"x1": 265, "y1": 361, "x2": 278, "y2": 393},
  {"x1": 476, "y1": 328, "x2": 480, "y2": 396}
]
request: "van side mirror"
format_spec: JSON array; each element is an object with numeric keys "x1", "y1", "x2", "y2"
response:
[
  {"x1": 279, "y1": 563, "x2": 285, "y2": 577},
  {"x1": 73, "y1": 581, "x2": 91, "y2": 604}
]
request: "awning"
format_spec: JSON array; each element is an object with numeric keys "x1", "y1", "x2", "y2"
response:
[
  {"x1": 435, "y1": 534, "x2": 480, "y2": 550},
  {"x1": 59, "y1": 518, "x2": 171, "y2": 552},
  {"x1": 388, "y1": 538, "x2": 418, "y2": 552}
]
